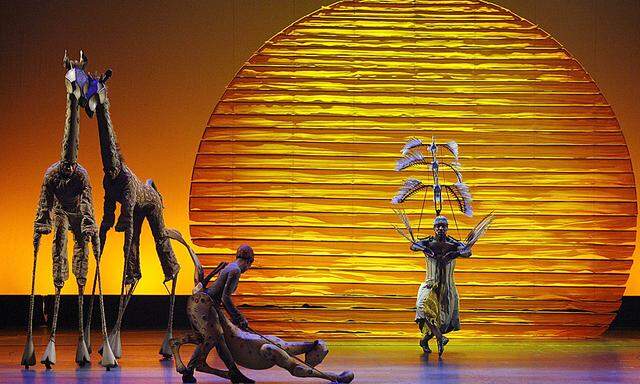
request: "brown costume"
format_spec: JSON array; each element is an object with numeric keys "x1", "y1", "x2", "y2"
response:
[{"x1": 171, "y1": 245, "x2": 354, "y2": 384}]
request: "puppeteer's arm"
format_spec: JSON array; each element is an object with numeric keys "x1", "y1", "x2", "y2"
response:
[
  {"x1": 458, "y1": 246, "x2": 472, "y2": 258},
  {"x1": 101, "y1": 190, "x2": 116, "y2": 230},
  {"x1": 34, "y1": 175, "x2": 54, "y2": 235},
  {"x1": 221, "y1": 268, "x2": 247, "y2": 328},
  {"x1": 457, "y1": 239, "x2": 472, "y2": 258},
  {"x1": 115, "y1": 181, "x2": 135, "y2": 233},
  {"x1": 410, "y1": 239, "x2": 428, "y2": 252},
  {"x1": 79, "y1": 174, "x2": 97, "y2": 238}
]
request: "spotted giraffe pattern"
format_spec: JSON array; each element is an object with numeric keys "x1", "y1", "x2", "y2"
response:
[{"x1": 172, "y1": 292, "x2": 354, "y2": 383}]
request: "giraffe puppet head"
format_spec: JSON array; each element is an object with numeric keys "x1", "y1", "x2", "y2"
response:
[{"x1": 63, "y1": 50, "x2": 111, "y2": 117}]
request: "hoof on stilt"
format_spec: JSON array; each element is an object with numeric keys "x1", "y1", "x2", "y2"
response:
[
  {"x1": 84, "y1": 324, "x2": 92, "y2": 353},
  {"x1": 100, "y1": 338, "x2": 118, "y2": 370},
  {"x1": 159, "y1": 331, "x2": 173, "y2": 359},
  {"x1": 21, "y1": 335, "x2": 36, "y2": 368},
  {"x1": 75, "y1": 337, "x2": 91, "y2": 366},
  {"x1": 305, "y1": 340, "x2": 329, "y2": 367},
  {"x1": 40, "y1": 340, "x2": 56, "y2": 369},
  {"x1": 100, "y1": 330, "x2": 122, "y2": 359}
]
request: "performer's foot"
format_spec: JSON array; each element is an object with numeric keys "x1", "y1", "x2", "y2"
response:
[
  {"x1": 437, "y1": 336, "x2": 448, "y2": 357},
  {"x1": 182, "y1": 371, "x2": 197, "y2": 383},
  {"x1": 419, "y1": 337, "x2": 431, "y2": 353},
  {"x1": 305, "y1": 340, "x2": 329, "y2": 367},
  {"x1": 336, "y1": 370, "x2": 355, "y2": 383},
  {"x1": 230, "y1": 370, "x2": 255, "y2": 384}
]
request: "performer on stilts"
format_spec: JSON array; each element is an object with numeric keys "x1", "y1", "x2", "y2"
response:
[
  {"x1": 83, "y1": 67, "x2": 182, "y2": 359},
  {"x1": 171, "y1": 244, "x2": 355, "y2": 384},
  {"x1": 392, "y1": 138, "x2": 494, "y2": 357},
  {"x1": 21, "y1": 51, "x2": 116, "y2": 370}
]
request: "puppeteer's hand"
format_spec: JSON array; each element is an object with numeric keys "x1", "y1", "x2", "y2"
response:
[
  {"x1": 234, "y1": 315, "x2": 249, "y2": 331},
  {"x1": 457, "y1": 245, "x2": 471, "y2": 258},
  {"x1": 441, "y1": 250, "x2": 458, "y2": 261},
  {"x1": 34, "y1": 224, "x2": 52, "y2": 235}
]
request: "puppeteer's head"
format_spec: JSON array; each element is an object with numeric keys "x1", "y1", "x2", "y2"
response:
[
  {"x1": 59, "y1": 160, "x2": 77, "y2": 179},
  {"x1": 433, "y1": 215, "x2": 448, "y2": 239},
  {"x1": 236, "y1": 244, "x2": 255, "y2": 272}
]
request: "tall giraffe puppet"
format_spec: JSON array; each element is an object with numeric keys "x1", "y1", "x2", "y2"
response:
[
  {"x1": 86, "y1": 67, "x2": 183, "y2": 359},
  {"x1": 21, "y1": 51, "x2": 116, "y2": 370}
]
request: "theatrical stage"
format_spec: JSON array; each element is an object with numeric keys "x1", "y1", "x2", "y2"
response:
[
  {"x1": 3, "y1": 1, "x2": 640, "y2": 384},
  {"x1": 2, "y1": 329, "x2": 640, "y2": 384}
]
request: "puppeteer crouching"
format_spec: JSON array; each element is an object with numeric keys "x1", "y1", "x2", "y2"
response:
[
  {"x1": 412, "y1": 215, "x2": 470, "y2": 356},
  {"x1": 171, "y1": 245, "x2": 354, "y2": 384}
]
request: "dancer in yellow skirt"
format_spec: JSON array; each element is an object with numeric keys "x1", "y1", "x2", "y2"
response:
[{"x1": 411, "y1": 215, "x2": 470, "y2": 356}]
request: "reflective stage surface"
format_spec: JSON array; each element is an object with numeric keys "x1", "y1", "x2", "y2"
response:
[{"x1": 2, "y1": 330, "x2": 639, "y2": 384}]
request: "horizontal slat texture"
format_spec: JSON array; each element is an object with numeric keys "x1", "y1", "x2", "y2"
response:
[{"x1": 190, "y1": 0, "x2": 636, "y2": 338}]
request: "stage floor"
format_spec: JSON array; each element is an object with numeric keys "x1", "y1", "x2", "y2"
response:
[{"x1": 1, "y1": 329, "x2": 639, "y2": 384}]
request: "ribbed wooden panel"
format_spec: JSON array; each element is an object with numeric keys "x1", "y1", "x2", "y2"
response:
[{"x1": 190, "y1": 0, "x2": 636, "y2": 338}]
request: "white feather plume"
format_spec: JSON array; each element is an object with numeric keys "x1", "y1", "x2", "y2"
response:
[
  {"x1": 464, "y1": 212, "x2": 495, "y2": 248},
  {"x1": 445, "y1": 182, "x2": 473, "y2": 217},
  {"x1": 442, "y1": 140, "x2": 459, "y2": 162},
  {"x1": 401, "y1": 138, "x2": 424, "y2": 156},
  {"x1": 391, "y1": 178, "x2": 432, "y2": 205},
  {"x1": 395, "y1": 150, "x2": 431, "y2": 172}
]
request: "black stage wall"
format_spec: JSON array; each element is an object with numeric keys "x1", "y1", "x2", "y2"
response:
[{"x1": 2, "y1": 295, "x2": 639, "y2": 331}]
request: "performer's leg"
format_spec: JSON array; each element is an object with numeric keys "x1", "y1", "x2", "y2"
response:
[
  {"x1": 424, "y1": 320, "x2": 445, "y2": 357},
  {"x1": 147, "y1": 206, "x2": 180, "y2": 283},
  {"x1": 280, "y1": 340, "x2": 329, "y2": 367},
  {"x1": 41, "y1": 217, "x2": 68, "y2": 369},
  {"x1": 191, "y1": 340, "x2": 231, "y2": 381},
  {"x1": 417, "y1": 319, "x2": 433, "y2": 353},
  {"x1": 259, "y1": 344, "x2": 354, "y2": 383},
  {"x1": 190, "y1": 307, "x2": 254, "y2": 383},
  {"x1": 170, "y1": 333, "x2": 203, "y2": 374}
]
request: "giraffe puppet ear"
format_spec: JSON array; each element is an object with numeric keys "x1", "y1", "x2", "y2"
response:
[
  {"x1": 63, "y1": 50, "x2": 71, "y2": 70},
  {"x1": 79, "y1": 49, "x2": 88, "y2": 69}
]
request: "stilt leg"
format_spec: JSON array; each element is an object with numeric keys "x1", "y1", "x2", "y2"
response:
[
  {"x1": 91, "y1": 234, "x2": 117, "y2": 369},
  {"x1": 100, "y1": 223, "x2": 136, "y2": 360},
  {"x1": 101, "y1": 280, "x2": 135, "y2": 359},
  {"x1": 160, "y1": 276, "x2": 177, "y2": 358},
  {"x1": 85, "y1": 268, "x2": 97, "y2": 353},
  {"x1": 21, "y1": 234, "x2": 40, "y2": 369},
  {"x1": 41, "y1": 286, "x2": 62, "y2": 369},
  {"x1": 75, "y1": 284, "x2": 90, "y2": 366}
]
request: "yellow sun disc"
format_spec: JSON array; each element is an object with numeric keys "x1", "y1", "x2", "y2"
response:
[{"x1": 190, "y1": 0, "x2": 635, "y2": 338}]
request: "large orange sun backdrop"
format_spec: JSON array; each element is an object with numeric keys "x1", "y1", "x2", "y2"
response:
[{"x1": 191, "y1": 0, "x2": 635, "y2": 338}]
